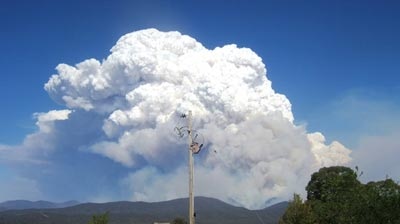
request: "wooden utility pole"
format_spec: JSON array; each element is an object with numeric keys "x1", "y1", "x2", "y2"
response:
[{"x1": 187, "y1": 110, "x2": 195, "y2": 224}]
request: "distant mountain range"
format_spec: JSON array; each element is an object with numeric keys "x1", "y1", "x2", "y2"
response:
[
  {"x1": 0, "y1": 200, "x2": 80, "y2": 211},
  {"x1": 0, "y1": 197, "x2": 288, "y2": 224}
]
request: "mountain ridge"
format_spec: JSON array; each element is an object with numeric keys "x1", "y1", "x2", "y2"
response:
[
  {"x1": 0, "y1": 197, "x2": 288, "y2": 224},
  {"x1": 0, "y1": 200, "x2": 80, "y2": 211}
]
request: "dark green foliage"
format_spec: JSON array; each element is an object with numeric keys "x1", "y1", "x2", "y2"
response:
[
  {"x1": 306, "y1": 166, "x2": 362, "y2": 224},
  {"x1": 360, "y1": 179, "x2": 400, "y2": 223},
  {"x1": 306, "y1": 166, "x2": 361, "y2": 202},
  {"x1": 88, "y1": 212, "x2": 109, "y2": 224},
  {"x1": 281, "y1": 166, "x2": 400, "y2": 224},
  {"x1": 279, "y1": 194, "x2": 315, "y2": 224},
  {"x1": 171, "y1": 217, "x2": 187, "y2": 224}
]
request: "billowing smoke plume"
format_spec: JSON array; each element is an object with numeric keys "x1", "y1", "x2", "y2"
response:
[{"x1": 42, "y1": 29, "x2": 351, "y2": 208}]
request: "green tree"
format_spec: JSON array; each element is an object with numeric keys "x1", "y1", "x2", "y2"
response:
[
  {"x1": 306, "y1": 166, "x2": 361, "y2": 201},
  {"x1": 88, "y1": 212, "x2": 109, "y2": 224},
  {"x1": 360, "y1": 179, "x2": 400, "y2": 223},
  {"x1": 279, "y1": 194, "x2": 316, "y2": 224},
  {"x1": 281, "y1": 166, "x2": 400, "y2": 223},
  {"x1": 305, "y1": 166, "x2": 363, "y2": 224},
  {"x1": 171, "y1": 217, "x2": 187, "y2": 224}
]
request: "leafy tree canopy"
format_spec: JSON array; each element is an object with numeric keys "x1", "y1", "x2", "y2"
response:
[
  {"x1": 279, "y1": 194, "x2": 315, "y2": 224},
  {"x1": 171, "y1": 217, "x2": 187, "y2": 224},
  {"x1": 88, "y1": 212, "x2": 109, "y2": 224},
  {"x1": 280, "y1": 166, "x2": 400, "y2": 224}
]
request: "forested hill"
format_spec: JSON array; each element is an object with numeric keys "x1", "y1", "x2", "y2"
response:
[
  {"x1": 0, "y1": 197, "x2": 287, "y2": 224},
  {"x1": 0, "y1": 200, "x2": 79, "y2": 211}
]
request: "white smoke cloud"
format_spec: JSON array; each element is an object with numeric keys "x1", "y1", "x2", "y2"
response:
[
  {"x1": 0, "y1": 109, "x2": 71, "y2": 165},
  {"x1": 37, "y1": 29, "x2": 352, "y2": 208}
]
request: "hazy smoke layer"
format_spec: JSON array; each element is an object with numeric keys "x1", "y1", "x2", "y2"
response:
[{"x1": 44, "y1": 29, "x2": 351, "y2": 209}]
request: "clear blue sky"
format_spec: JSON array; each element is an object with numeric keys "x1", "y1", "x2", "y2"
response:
[{"x1": 0, "y1": 0, "x2": 399, "y2": 202}]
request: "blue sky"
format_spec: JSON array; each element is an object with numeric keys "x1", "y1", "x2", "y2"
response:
[{"x1": 0, "y1": 0, "x2": 399, "y2": 203}]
